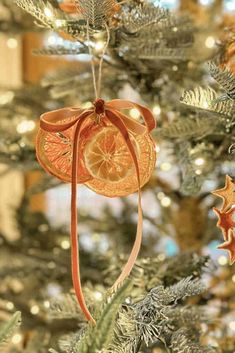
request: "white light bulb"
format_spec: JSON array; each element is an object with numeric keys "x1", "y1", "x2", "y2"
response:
[
  {"x1": 44, "y1": 7, "x2": 53, "y2": 18},
  {"x1": 7, "y1": 38, "x2": 18, "y2": 49},
  {"x1": 205, "y1": 36, "x2": 215, "y2": 49}
]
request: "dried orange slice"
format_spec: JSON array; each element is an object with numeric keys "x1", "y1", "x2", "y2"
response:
[
  {"x1": 85, "y1": 130, "x2": 156, "y2": 197},
  {"x1": 84, "y1": 127, "x2": 136, "y2": 183},
  {"x1": 36, "y1": 118, "x2": 101, "y2": 183}
]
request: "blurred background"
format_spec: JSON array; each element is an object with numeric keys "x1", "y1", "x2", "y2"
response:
[{"x1": 0, "y1": 0, "x2": 235, "y2": 352}]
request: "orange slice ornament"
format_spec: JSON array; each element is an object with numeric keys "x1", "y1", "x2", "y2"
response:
[{"x1": 36, "y1": 98, "x2": 157, "y2": 324}]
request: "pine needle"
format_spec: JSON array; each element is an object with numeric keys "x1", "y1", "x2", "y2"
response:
[{"x1": 0, "y1": 312, "x2": 22, "y2": 348}]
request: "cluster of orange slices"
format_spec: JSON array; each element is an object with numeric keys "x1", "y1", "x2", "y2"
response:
[{"x1": 36, "y1": 115, "x2": 156, "y2": 197}]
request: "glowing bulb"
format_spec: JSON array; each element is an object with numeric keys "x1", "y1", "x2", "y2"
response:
[
  {"x1": 205, "y1": 36, "x2": 215, "y2": 49},
  {"x1": 6, "y1": 302, "x2": 14, "y2": 310},
  {"x1": 161, "y1": 196, "x2": 171, "y2": 207},
  {"x1": 17, "y1": 120, "x2": 36, "y2": 134},
  {"x1": 229, "y1": 322, "x2": 235, "y2": 331},
  {"x1": 130, "y1": 108, "x2": 140, "y2": 119},
  {"x1": 172, "y1": 65, "x2": 178, "y2": 71},
  {"x1": 94, "y1": 41, "x2": 105, "y2": 52},
  {"x1": 153, "y1": 105, "x2": 161, "y2": 115},
  {"x1": 195, "y1": 169, "x2": 202, "y2": 175},
  {"x1": 194, "y1": 158, "x2": 205, "y2": 166},
  {"x1": 160, "y1": 162, "x2": 172, "y2": 171},
  {"x1": 61, "y1": 240, "x2": 70, "y2": 250},
  {"x1": 44, "y1": 300, "x2": 50, "y2": 309},
  {"x1": 7, "y1": 38, "x2": 18, "y2": 49},
  {"x1": 158, "y1": 253, "x2": 166, "y2": 261},
  {"x1": 232, "y1": 275, "x2": 235, "y2": 283},
  {"x1": 94, "y1": 291, "x2": 102, "y2": 301},
  {"x1": 12, "y1": 334, "x2": 22, "y2": 344},
  {"x1": 218, "y1": 255, "x2": 228, "y2": 266},
  {"x1": 155, "y1": 145, "x2": 160, "y2": 153},
  {"x1": 30, "y1": 305, "x2": 40, "y2": 315},
  {"x1": 44, "y1": 7, "x2": 53, "y2": 18}
]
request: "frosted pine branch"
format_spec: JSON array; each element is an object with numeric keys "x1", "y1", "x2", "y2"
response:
[
  {"x1": 0, "y1": 312, "x2": 22, "y2": 348},
  {"x1": 180, "y1": 86, "x2": 235, "y2": 116},
  {"x1": 208, "y1": 61, "x2": 235, "y2": 99},
  {"x1": 75, "y1": 0, "x2": 117, "y2": 28}
]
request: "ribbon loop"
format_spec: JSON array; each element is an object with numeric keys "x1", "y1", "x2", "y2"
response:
[{"x1": 106, "y1": 99, "x2": 156, "y2": 132}]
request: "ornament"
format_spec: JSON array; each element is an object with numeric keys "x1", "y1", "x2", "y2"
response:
[
  {"x1": 218, "y1": 230, "x2": 235, "y2": 265},
  {"x1": 213, "y1": 207, "x2": 235, "y2": 241},
  {"x1": 36, "y1": 98, "x2": 156, "y2": 323},
  {"x1": 212, "y1": 175, "x2": 235, "y2": 265},
  {"x1": 212, "y1": 175, "x2": 235, "y2": 212}
]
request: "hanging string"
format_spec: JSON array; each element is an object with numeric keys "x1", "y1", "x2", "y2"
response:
[
  {"x1": 86, "y1": 20, "x2": 98, "y2": 99},
  {"x1": 86, "y1": 20, "x2": 110, "y2": 99},
  {"x1": 97, "y1": 23, "x2": 111, "y2": 98}
]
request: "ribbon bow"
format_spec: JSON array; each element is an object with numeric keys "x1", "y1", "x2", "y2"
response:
[{"x1": 37, "y1": 99, "x2": 156, "y2": 324}]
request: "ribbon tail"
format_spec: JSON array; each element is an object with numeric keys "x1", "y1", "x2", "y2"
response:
[
  {"x1": 71, "y1": 115, "x2": 96, "y2": 325},
  {"x1": 105, "y1": 110, "x2": 143, "y2": 290}
]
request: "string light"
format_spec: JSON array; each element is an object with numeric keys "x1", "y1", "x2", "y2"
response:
[
  {"x1": 232, "y1": 275, "x2": 235, "y2": 283},
  {"x1": 229, "y1": 321, "x2": 235, "y2": 331},
  {"x1": 30, "y1": 305, "x2": 40, "y2": 315},
  {"x1": 12, "y1": 334, "x2": 22, "y2": 344},
  {"x1": 44, "y1": 300, "x2": 50, "y2": 309},
  {"x1": 130, "y1": 108, "x2": 140, "y2": 119},
  {"x1": 153, "y1": 104, "x2": 161, "y2": 115},
  {"x1": 17, "y1": 120, "x2": 36, "y2": 134},
  {"x1": 161, "y1": 196, "x2": 171, "y2": 207},
  {"x1": 160, "y1": 162, "x2": 172, "y2": 171},
  {"x1": 61, "y1": 239, "x2": 70, "y2": 250},
  {"x1": 94, "y1": 40, "x2": 106, "y2": 52},
  {"x1": 194, "y1": 157, "x2": 205, "y2": 166},
  {"x1": 205, "y1": 36, "x2": 215, "y2": 49},
  {"x1": 44, "y1": 7, "x2": 53, "y2": 18},
  {"x1": 7, "y1": 38, "x2": 18, "y2": 49},
  {"x1": 6, "y1": 302, "x2": 14, "y2": 310},
  {"x1": 218, "y1": 255, "x2": 228, "y2": 266},
  {"x1": 0, "y1": 91, "x2": 14, "y2": 105}
]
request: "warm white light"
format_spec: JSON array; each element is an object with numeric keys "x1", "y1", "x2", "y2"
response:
[
  {"x1": 155, "y1": 145, "x2": 160, "y2": 153},
  {"x1": 6, "y1": 302, "x2": 14, "y2": 310},
  {"x1": 47, "y1": 35, "x2": 57, "y2": 45},
  {"x1": 94, "y1": 291, "x2": 102, "y2": 301},
  {"x1": 205, "y1": 36, "x2": 215, "y2": 48},
  {"x1": 218, "y1": 256, "x2": 228, "y2": 266},
  {"x1": 157, "y1": 192, "x2": 165, "y2": 200},
  {"x1": 94, "y1": 40, "x2": 105, "y2": 52},
  {"x1": 44, "y1": 7, "x2": 53, "y2": 18},
  {"x1": 194, "y1": 158, "x2": 205, "y2": 166},
  {"x1": 130, "y1": 108, "x2": 140, "y2": 119},
  {"x1": 30, "y1": 305, "x2": 40, "y2": 315},
  {"x1": 17, "y1": 120, "x2": 36, "y2": 134},
  {"x1": 195, "y1": 169, "x2": 202, "y2": 175},
  {"x1": 153, "y1": 105, "x2": 161, "y2": 115},
  {"x1": 7, "y1": 38, "x2": 18, "y2": 49},
  {"x1": 161, "y1": 196, "x2": 171, "y2": 207},
  {"x1": 158, "y1": 253, "x2": 166, "y2": 261},
  {"x1": 160, "y1": 162, "x2": 172, "y2": 171},
  {"x1": 0, "y1": 91, "x2": 14, "y2": 105},
  {"x1": 61, "y1": 240, "x2": 70, "y2": 250},
  {"x1": 229, "y1": 321, "x2": 235, "y2": 331},
  {"x1": 199, "y1": 0, "x2": 213, "y2": 5},
  {"x1": 12, "y1": 334, "x2": 22, "y2": 344},
  {"x1": 44, "y1": 300, "x2": 50, "y2": 309},
  {"x1": 232, "y1": 274, "x2": 235, "y2": 283},
  {"x1": 172, "y1": 65, "x2": 178, "y2": 71}
]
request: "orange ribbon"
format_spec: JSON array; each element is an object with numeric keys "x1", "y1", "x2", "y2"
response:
[{"x1": 37, "y1": 99, "x2": 156, "y2": 324}]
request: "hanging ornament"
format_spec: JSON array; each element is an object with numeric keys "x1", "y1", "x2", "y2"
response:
[
  {"x1": 36, "y1": 101, "x2": 156, "y2": 324},
  {"x1": 212, "y1": 175, "x2": 235, "y2": 265}
]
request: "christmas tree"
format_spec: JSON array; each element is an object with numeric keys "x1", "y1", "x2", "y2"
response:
[{"x1": 0, "y1": 0, "x2": 234, "y2": 352}]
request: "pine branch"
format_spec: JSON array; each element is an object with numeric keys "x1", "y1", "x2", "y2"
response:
[
  {"x1": 33, "y1": 45, "x2": 87, "y2": 56},
  {"x1": 208, "y1": 61, "x2": 235, "y2": 99},
  {"x1": 75, "y1": 0, "x2": 117, "y2": 28},
  {"x1": 14, "y1": 0, "x2": 65, "y2": 29},
  {"x1": 122, "y1": 4, "x2": 169, "y2": 34},
  {"x1": 180, "y1": 86, "x2": 235, "y2": 116},
  {"x1": 170, "y1": 328, "x2": 215, "y2": 353},
  {"x1": 0, "y1": 312, "x2": 22, "y2": 348},
  {"x1": 156, "y1": 116, "x2": 218, "y2": 140},
  {"x1": 72, "y1": 279, "x2": 133, "y2": 353},
  {"x1": 136, "y1": 46, "x2": 191, "y2": 61}
]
